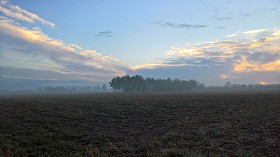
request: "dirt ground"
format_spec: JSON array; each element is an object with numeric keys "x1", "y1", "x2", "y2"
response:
[{"x1": 0, "y1": 91, "x2": 279, "y2": 156}]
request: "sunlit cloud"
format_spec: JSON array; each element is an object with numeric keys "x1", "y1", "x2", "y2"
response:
[
  {"x1": 165, "y1": 28, "x2": 280, "y2": 72},
  {"x1": 220, "y1": 74, "x2": 232, "y2": 79},
  {"x1": 243, "y1": 29, "x2": 266, "y2": 35},
  {"x1": 258, "y1": 81, "x2": 270, "y2": 85},
  {"x1": 0, "y1": 16, "x2": 128, "y2": 82},
  {"x1": 167, "y1": 48, "x2": 205, "y2": 57},
  {"x1": 233, "y1": 57, "x2": 280, "y2": 72},
  {"x1": 131, "y1": 63, "x2": 194, "y2": 71},
  {"x1": 132, "y1": 28, "x2": 280, "y2": 84},
  {"x1": 226, "y1": 34, "x2": 237, "y2": 38},
  {"x1": 0, "y1": 3, "x2": 55, "y2": 27},
  {"x1": 131, "y1": 63, "x2": 170, "y2": 70}
]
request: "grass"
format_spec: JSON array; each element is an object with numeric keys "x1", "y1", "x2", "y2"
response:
[{"x1": 0, "y1": 91, "x2": 280, "y2": 156}]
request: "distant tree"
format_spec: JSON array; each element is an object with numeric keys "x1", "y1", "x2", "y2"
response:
[
  {"x1": 81, "y1": 86, "x2": 92, "y2": 92},
  {"x1": 94, "y1": 85, "x2": 101, "y2": 91},
  {"x1": 188, "y1": 79, "x2": 197, "y2": 89},
  {"x1": 102, "y1": 84, "x2": 107, "y2": 91},
  {"x1": 109, "y1": 76, "x2": 122, "y2": 92},
  {"x1": 146, "y1": 77, "x2": 155, "y2": 92},
  {"x1": 37, "y1": 87, "x2": 42, "y2": 92},
  {"x1": 109, "y1": 75, "x2": 201, "y2": 93},
  {"x1": 122, "y1": 75, "x2": 132, "y2": 92},
  {"x1": 131, "y1": 75, "x2": 146, "y2": 92},
  {"x1": 224, "y1": 82, "x2": 232, "y2": 88},
  {"x1": 196, "y1": 81, "x2": 205, "y2": 89}
]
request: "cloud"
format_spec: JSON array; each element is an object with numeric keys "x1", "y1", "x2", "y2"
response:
[
  {"x1": 214, "y1": 16, "x2": 233, "y2": 22},
  {"x1": 166, "y1": 28, "x2": 280, "y2": 72},
  {"x1": 164, "y1": 23, "x2": 206, "y2": 29},
  {"x1": 131, "y1": 28, "x2": 280, "y2": 84},
  {"x1": 0, "y1": 3, "x2": 54, "y2": 27},
  {"x1": 0, "y1": 0, "x2": 8, "y2": 5},
  {"x1": 258, "y1": 81, "x2": 270, "y2": 85},
  {"x1": 233, "y1": 57, "x2": 280, "y2": 72},
  {"x1": 243, "y1": 29, "x2": 266, "y2": 35},
  {"x1": 238, "y1": 10, "x2": 256, "y2": 17},
  {"x1": 0, "y1": 66, "x2": 113, "y2": 82},
  {"x1": 220, "y1": 74, "x2": 232, "y2": 79},
  {"x1": 270, "y1": 7, "x2": 278, "y2": 11},
  {"x1": 216, "y1": 26, "x2": 226, "y2": 29},
  {"x1": 130, "y1": 63, "x2": 198, "y2": 71},
  {"x1": 96, "y1": 31, "x2": 114, "y2": 37},
  {"x1": 153, "y1": 21, "x2": 206, "y2": 30},
  {"x1": 0, "y1": 17, "x2": 128, "y2": 82},
  {"x1": 226, "y1": 33, "x2": 238, "y2": 38}
]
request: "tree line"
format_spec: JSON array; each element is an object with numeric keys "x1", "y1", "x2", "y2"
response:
[
  {"x1": 37, "y1": 84, "x2": 107, "y2": 93},
  {"x1": 109, "y1": 75, "x2": 205, "y2": 92}
]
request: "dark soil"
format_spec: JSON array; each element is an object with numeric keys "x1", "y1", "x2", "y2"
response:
[{"x1": 0, "y1": 91, "x2": 279, "y2": 156}]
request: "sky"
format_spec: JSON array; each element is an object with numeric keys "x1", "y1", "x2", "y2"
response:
[{"x1": 0, "y1": 0, "x2": 280, "y2": 89}]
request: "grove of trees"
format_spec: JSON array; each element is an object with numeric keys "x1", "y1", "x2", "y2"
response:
[{"x1": 109, "y1": 75, "x2": 205, "y2": 92}]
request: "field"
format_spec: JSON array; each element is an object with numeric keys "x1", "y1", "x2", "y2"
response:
[{"x1": 0, "y1": 91, "x2": 280, "y2": 157}]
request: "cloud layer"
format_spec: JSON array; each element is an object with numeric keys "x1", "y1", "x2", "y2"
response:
[
  {"x1": 0, "y1": 5, "x2": 128, "y2": 82},
  {"x1": 0, "y1": 3, "x2": 54, "y2": 27},
  {"x1": 131, "y1": 28, "x2": 280, "y2": 84}
]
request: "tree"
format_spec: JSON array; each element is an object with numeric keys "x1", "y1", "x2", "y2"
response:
[
  {"x1": 109, "y1": 76, "x2": 122, "y2": 92},
  {"x1": 146, "y1": 77, "x2": 155, "y2": 92},
  {"x1": 94, "y1": 85, "x2": 101, "y2": 91},
  {"x1": 109, "y1": 75, "x2": 202, "y2": 93},
  {"x1": 224, "y1": 82, "x2": 232, "y2": 88},
  {"x1": 102, "y1": 84, "x2": 107, "y2": 91}
]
